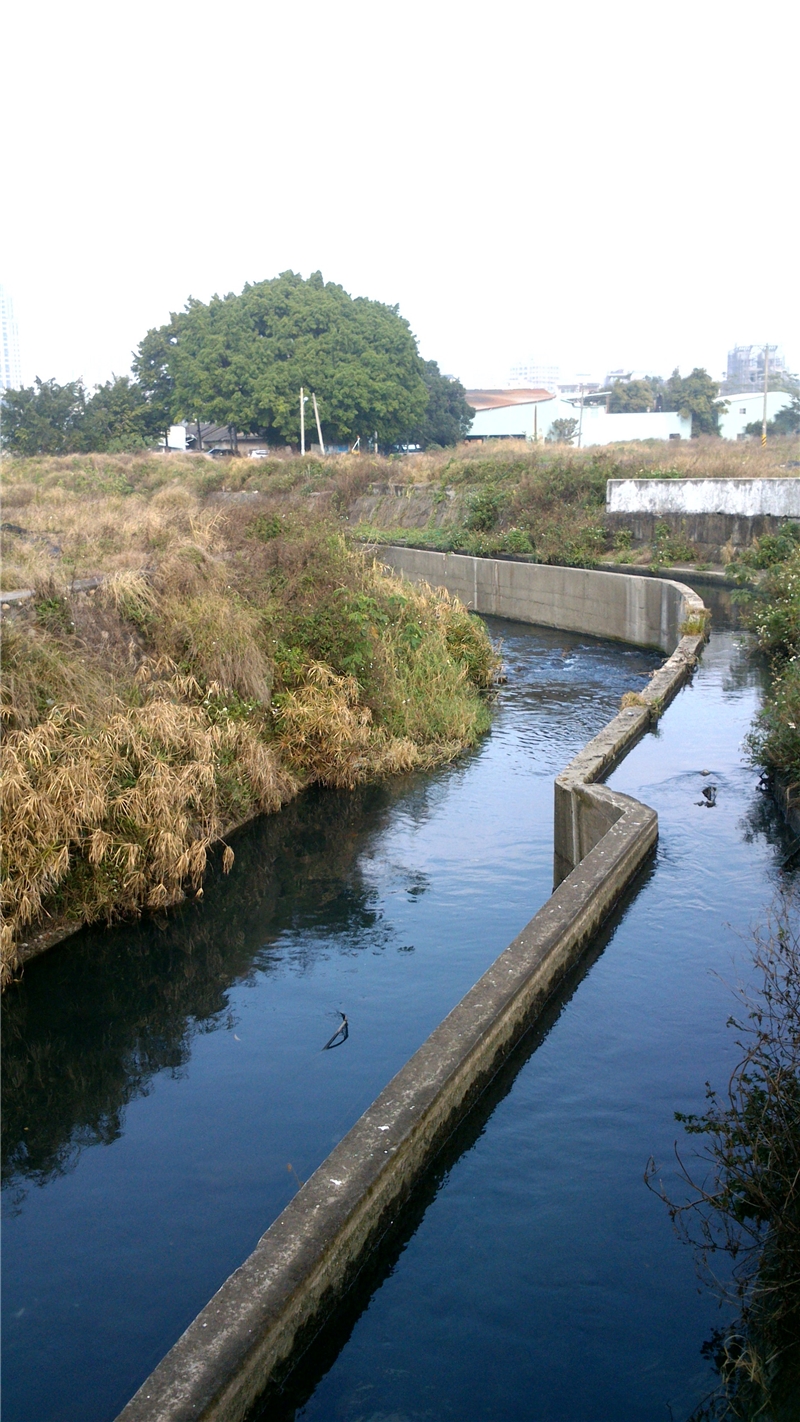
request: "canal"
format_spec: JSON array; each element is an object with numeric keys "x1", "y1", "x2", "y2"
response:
[{"x1": 1, "y1": 602, "x2": 791, "y2": 1421}]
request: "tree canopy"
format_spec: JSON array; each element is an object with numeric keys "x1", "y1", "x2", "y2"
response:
[
  {"x1": 607, "y1": 369, "x2": 721, "y2": 433},
  {"x1": 662, "y1": 367, "x2": 722, "y2": 435},
  {"x1": 1, "y1": 378, "x2": 87, "y2": 455},
  {"x1": 608, "y1": 378, "x2": 659, "y2": 413},
  {"x1": 0, "y1": 375, "x2": 163, "y2": 455},
  {"x1": 409, "y1": 361, "x2": 474, "y2": 447},
  {"x1": 138, "y1": 270, "x2": 432, "y2": 448}
]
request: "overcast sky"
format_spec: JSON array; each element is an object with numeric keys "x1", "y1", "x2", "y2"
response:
[{"x1": 4, "y1": 0, "x2": 798, "y2": 392}]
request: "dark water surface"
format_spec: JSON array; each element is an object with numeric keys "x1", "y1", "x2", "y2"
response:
[
  {"x1": 0, "y1": 619, "x2": 667, "y2": 1422},
  {"x1": 285, "y1": 616, "x2": 795, "y2": 1422}
]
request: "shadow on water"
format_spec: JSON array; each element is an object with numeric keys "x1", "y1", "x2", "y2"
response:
[
  {"x1": 1, "y1": 782, "x2": 408, "y2": 1201},
  {"x1": 249, "y1": 858, "x2": 658, "y2": 1422}
]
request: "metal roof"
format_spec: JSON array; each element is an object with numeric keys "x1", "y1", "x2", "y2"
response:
[{"x1": 465, "y1": 389, "x2": 555, "y2": 411}]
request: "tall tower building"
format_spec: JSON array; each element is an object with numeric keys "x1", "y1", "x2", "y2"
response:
[
  {"x1": 1, "y1": 285, "x2": 22, "y2": 391},
  {"x1": 508, "y1": 357, "x2": 560, "y2": 393}
]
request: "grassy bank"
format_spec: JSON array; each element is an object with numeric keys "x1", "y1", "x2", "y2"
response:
[
  {"x1": 345, "y1": 437, "x2": 796, "y2": 569},
  {"x1": 3, "y1": 438, "x2": 793, "y2": 588},
  {"x1": 0, "y1": 462, "x2": 496, "y2": 983},
  {"x1": 737, "y1": 527, "x2": 800, "y2": 789}
]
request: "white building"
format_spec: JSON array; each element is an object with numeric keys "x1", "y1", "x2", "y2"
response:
[
  {"x1": 0, "y1": 284, "x2": 22, "y2": 391},
  {"x1": 717, "y1": 390, "x2": 793, "y2": 440},
  {"x1": 508, "y1": 358, "x2": 560, "y2": 393},
  {"x1": 465, "y1": 390, "x2": 691, "y2": 445}
]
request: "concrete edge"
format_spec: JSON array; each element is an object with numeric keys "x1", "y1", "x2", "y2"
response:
[
  {"x1": 0, "y1": 575, "x2": 103, "y2": 613},
  {"x1": 773, "y1": 771, "x2": 800, "y2": 840},
  {"x1": 114, "y1": 558, "x2": 708, "y2": 1422}
]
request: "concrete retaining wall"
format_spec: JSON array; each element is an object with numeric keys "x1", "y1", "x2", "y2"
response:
[
  {"x1": 376, "y1": 546, "x2": 695, "y2": 652},
  {"x1": 116, "y1": 557, "x2": 707, "y2": 1422}
]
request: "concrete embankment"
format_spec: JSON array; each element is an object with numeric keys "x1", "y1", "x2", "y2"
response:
[
  {"x1": 116, "y1": 555, "x2": 706, "y2": 1422},
  {"x1": 606, "y1": 476, "x2": 800, "y2": 562}
]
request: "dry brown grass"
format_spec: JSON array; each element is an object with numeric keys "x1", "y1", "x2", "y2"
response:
[
  {"x1": 276, "y1": 663, "x2": 418, "y2": 788},
  {"x1": 0, "y1": 462, "x2": 496, "y2": 983},
  {"x1": 0, "y1": 678, "x2": 295, "y2": 974}
]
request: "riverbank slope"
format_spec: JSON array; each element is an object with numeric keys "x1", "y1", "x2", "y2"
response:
[{"x1": 0, "y1": 472, "x2": 495, "y2": 983}]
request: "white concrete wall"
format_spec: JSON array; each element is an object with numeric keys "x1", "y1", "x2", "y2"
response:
[
  {"x1": 607, "y1": 477, "x2": 800, "y2": 517},
  {"x1": 718, "y1": 391, "x2": 793, "y2": 440},
  {"x1": 577, "y1": 409, "x2": 690, "y2": 446}
]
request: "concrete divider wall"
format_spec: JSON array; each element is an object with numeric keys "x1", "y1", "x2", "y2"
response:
[{"x1": 117, "y1": 555, "x2": 707, "y2": 1422}]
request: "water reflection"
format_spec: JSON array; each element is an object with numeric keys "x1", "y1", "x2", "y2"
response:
[{"x1": 2, "y1": 784, "x2": 400, "y2": 1201}]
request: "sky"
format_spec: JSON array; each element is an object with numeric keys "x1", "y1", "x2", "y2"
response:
[{"x1": 3, "y1": 0, "x2": 798, "y2": 392}]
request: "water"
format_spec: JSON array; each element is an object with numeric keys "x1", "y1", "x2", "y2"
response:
[
  {"x1": 1, "y1": 620, "x2": 658, "y2": 1421},
  {"x1": 282, "y1": 615, "x2": 795, "y2": 1422}
]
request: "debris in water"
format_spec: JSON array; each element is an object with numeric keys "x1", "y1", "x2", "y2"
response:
[
  {"x1": 322, "y1": 1012, "x2": 349, "y2": 1051},
  {"x1": 696, "y1": 784, "x2": 717, "y2": 807}
]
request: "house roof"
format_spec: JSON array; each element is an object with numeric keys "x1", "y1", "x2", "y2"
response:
[{"x1": 465, "y1": 389, "x2": 555, "y2": 411}]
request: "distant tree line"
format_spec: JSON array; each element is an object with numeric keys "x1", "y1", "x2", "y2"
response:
[
  {"x1": 608, "y1": 367, "x2": 800, "y2": 436},
  {"x1": 608, "y1": 368, "x2": 723, "y2": 434},
  {"x1": 0, "y1": 271, "x2": 475, "y2": 456}
]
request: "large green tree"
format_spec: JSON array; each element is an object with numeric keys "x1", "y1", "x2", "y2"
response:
[
  {"x1": 131, "y1": 324, "x2": 181, "y2": 441},
  {"x1": 137, "y1": 271, "x2": 431, "y2": 447},
  {"x1": 663, "y1": 367, "x2": 722, "y2": 435},
  {"x1": 410, "y1": 361, "x2": 474, "y2": 447}
]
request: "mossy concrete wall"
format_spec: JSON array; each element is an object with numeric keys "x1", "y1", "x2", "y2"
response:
[{"x1": 116, "y1": 557, "x2": 707, "y2": 1422}]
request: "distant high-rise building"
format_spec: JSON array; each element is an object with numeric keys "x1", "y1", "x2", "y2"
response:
[
  {"x1": 508, "y1": 357, "x2": 559, "y2": 393},
  {"x1": 1, "y1": 285, "x2": 22, "y2": 391},
  {"x1": 723, "y1": 344, "x2": 785, "y2": 394}
]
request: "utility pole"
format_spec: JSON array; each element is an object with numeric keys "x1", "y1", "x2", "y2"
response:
[
  {"x1": 300, "y1": 387, "x2": 306, "y2": 456},
  {"x1": 577, "y1": 384, "x2": 585, "y2": 448},
  {"x1": 312, "y1": 393, "x2": 325, "y2": 456},
  {"x1": 762, "y1": 344, "x2": 769, "y2": 446}
]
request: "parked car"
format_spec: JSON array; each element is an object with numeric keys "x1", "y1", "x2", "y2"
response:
[
  {"x1": 248, "y1": 448, "x2": 271, "y2": 459},
  {"x1": 205, "y1": 447, "x2": 236, "y2": 459}
]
